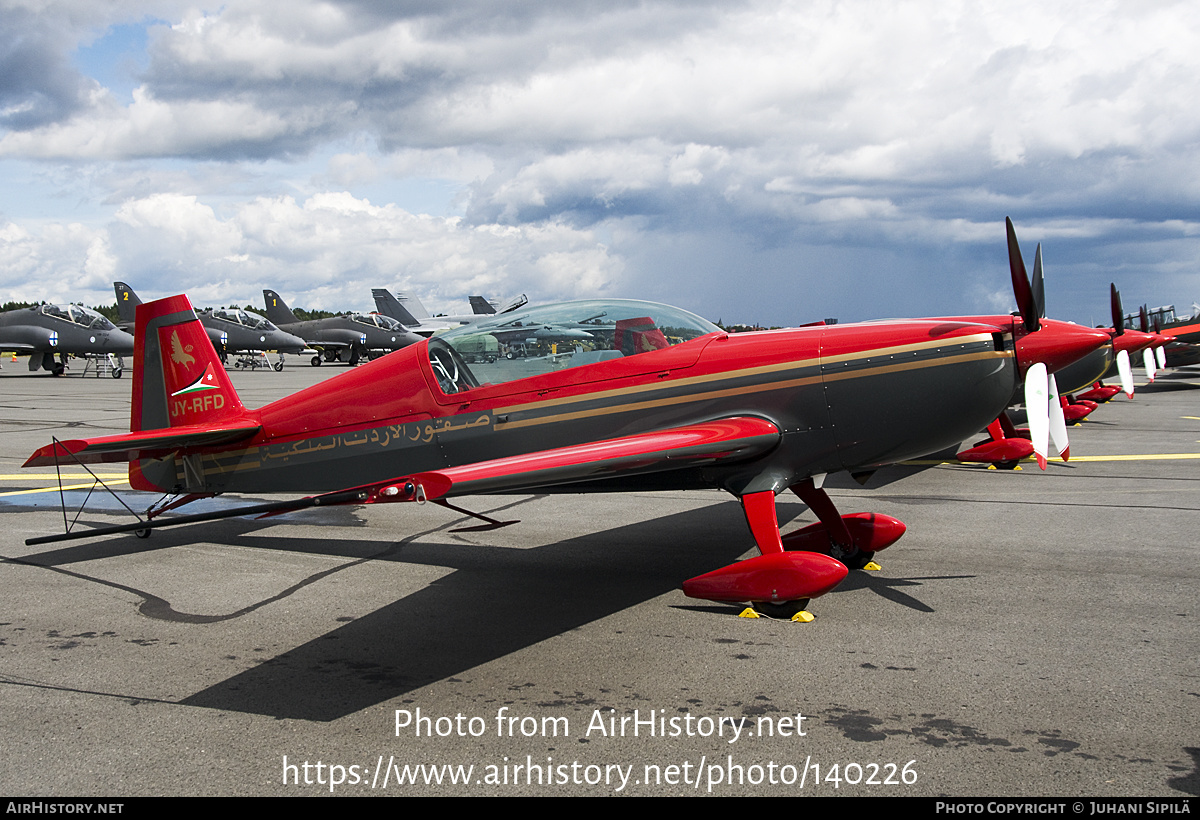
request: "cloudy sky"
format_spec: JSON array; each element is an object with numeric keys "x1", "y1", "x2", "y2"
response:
[{"x1": 1, "y1": 0, "x2": 1198, "y2": 326}]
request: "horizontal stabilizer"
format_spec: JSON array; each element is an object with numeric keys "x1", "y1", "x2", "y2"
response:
[{"x1": 24, "y1": 422, "x2": 261, "y2": 467}]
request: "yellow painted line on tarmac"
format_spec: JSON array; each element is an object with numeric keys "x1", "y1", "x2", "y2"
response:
[
  {"x1": 0, "y1": 473, "x2": 131, "y2": 498},
  {"x1": 905, "y1": 453, "x2": 1200, "y2": 466},
  {"x1": 1062, "y1": 453, "x2": 1200, "y2": 462},
  {"x1": 0, "y1": 474, "x2": 127, "y2": 480},
  {"x1": 0, "y1": 480, "x2": 130, "y2": 497}
]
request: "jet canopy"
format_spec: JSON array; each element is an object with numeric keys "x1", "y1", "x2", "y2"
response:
[
  {"x1": 352, "y1": 313, "x2": 405, "y2": 331},
  {"x1": 210, "y1": 307, "x2": 277, "y2": 330},
  {"x1": 40, "y1": 304, "x2": 116, "y2": 331},
  {"x1": 428, "y1": 298, "x2": 721, "y2": 391}
]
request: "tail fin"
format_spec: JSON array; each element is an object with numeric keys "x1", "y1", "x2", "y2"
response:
[
  {"x1": 113, "y1": 282, "x2": 142, "y2": 325},
  {"x1": 469, "y1": 295, "x2": 497, "y2": 315},
  {"x1": 133, "y1": 295, "x2": 250, "y2": 433},
  {"x1": 262, "y1": 289, "x2": 300, "y2": 326},
  {"x1": 396, "y1": 291, "x2": 431, "y2": 320},
  {"x1": 131, "y1": 295, "x2": 255, "y2": 491},
  {"x1": 372, "y1": 288, "x2": 421, "y2": 326}
]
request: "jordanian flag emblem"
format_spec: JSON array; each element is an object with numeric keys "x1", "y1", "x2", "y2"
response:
[{"x1": 171, "y1": 363, "x2": 221, "y2": 397}]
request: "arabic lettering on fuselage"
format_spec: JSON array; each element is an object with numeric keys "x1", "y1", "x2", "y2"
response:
[{"x1": 259, "y1": 414, "x2": 492, "y2": 462}]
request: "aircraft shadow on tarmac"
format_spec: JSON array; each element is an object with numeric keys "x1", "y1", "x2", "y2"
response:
[
  {"x1": 11, "y1": 494, "x2": 973, "y2": 721},
  {"x1": 176, "y1": 499, "x2": 752, "y2": 721}
]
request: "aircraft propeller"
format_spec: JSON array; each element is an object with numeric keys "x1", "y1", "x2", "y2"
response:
[
  {"x1": 1110, "y1": 285, "x2": 1135, "y2": 398},
  {"x1": 1008, "y1": 217, "x2": 1040, "y2": 333},
  {"x1": 1153, "y1": 317, "x2": 1169, "y2": 369},
  {"x1": 1006, "y1": 219, "x2": 1078, "y2": 468}
]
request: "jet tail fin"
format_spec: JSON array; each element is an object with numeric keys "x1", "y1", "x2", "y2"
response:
[
  {"x1": 262, "y1": 289, "x2": 300, "y2": 326},
  {"x1": 113, "y1": 282, "x2": 142, "y2": 325},
  {"x1": 396, "y1": 291, "x2": 431, "y2": 320},
  {"x1": 469, "y1": 295, "x2": 497, "y2": 315},
  {"x1": 372, "y1": 288, "x2": 421, "y2": 326}
]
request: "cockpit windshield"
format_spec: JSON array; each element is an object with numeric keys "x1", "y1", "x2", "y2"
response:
[
  {"x1": 41, "y1": 304, "x2": 116, "y2": 331},
  {"x1": 427, "y1": 299, "x2": 720, "y2": 393},
  {"x1": 352, "y1": 313, "x2": 404, "y2": 331},
  {"x1": 212, "y1": 308, "x2": 275, "y2": 330}
]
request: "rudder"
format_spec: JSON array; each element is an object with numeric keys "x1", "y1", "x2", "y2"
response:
[
  {"x1": 131, "y1": 295, "x2": 252, "y2": 491},
  {"x1": 133, "y1": 295, "x2": 249, "y2": 432}
]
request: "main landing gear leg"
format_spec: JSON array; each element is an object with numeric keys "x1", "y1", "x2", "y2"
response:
[
  {"x1": 681, "y1": 490, "x2": 850, "y2": 622},
  {"x1": 784, "y1": 475, "x2": 906, "y2": 571}
]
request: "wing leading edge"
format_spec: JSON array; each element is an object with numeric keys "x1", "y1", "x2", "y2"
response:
[{"x1": 309, "y1": 416, "x2": 783, "y2": 508}]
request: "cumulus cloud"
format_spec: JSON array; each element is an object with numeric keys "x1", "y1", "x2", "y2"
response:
[{"x1": 2, "y1": 190, "x2": 624, "y2": 312}]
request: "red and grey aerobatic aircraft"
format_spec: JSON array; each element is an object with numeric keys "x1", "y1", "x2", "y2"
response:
[{"x1": 24, "y1": 221, "x2": 1108, "y2": 619}]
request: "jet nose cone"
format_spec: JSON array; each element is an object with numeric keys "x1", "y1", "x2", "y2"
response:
[
  {"x1": 107, "y1": 329, "x2": 136, "y2": 354},
  {"x1": 1015, "y1": 320, "x2": 1110, "y2": 375},
  {"x1": 276, "y1": 331, "x2": 307, "y2": 353}
]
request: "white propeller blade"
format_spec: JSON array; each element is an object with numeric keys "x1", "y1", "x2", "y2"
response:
[
  {"x1": 1047, "y1": 373, "x2": 1069, "y2": 461},
  {"x1": 1025, "y1": 362, "x2": 1050, "y2": 470},
  {"x1": 1116, "y1": 349, "x2": 1134, "y2": 398},
  {"x1": 1156, "y1": 345, "x2": 1166, "y2": 369},
  {"x1": 1143, "y1": 347, "x2": 1157, "y2": 382}
]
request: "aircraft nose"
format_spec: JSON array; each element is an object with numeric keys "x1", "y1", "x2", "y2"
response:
[
  {"x1": 277, "y1": 330, "x2": 307, "y2": 353},
  {"x1": 107, "y1": 329, "x2": 136, "y2": 354},
  {"x1": 1111, "y1": 329, "x2": 1153, "y2": 355},
  {"x1": 1015, "y1": 320, "x2": 1109, "y2": 375}
]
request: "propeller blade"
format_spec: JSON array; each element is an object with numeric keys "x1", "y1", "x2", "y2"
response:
[
  {"x1": 1007, "y1": 217, "x2": 1039, "y2": 332},
  {"x1": 1156, "y1": 345, "x2": 1166, "y2": 369},
  {"x1": 1143, "y1": 347, "x2": 1157, "y2": 382},
  {"x1": 1140, "y1": 305, "x2": 1150, "y2": 333},
  {"x1": 1047, "y1": 373, "x2": 1069, "y2": 461},
  {"x1": 1116, "y1": 348, "x2": 1134, "y2": 398},
  {"x1": 1024, "y1": 362, "x2": 1050, "y2": 470},
  {"x1": 1110, "y1": 284, "x2": 1124, "y2": 336},
  {"x1": 1031, "y1": 244, "x2": 1046, "y2": 320}
]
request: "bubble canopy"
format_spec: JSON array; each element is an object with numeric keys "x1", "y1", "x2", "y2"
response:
[
  {"x1": 40, "y1": 304, "x2": 116, "y2": 331},
  {"x1": 427, "y1": 299, "x2": 722, "y2": 394}
]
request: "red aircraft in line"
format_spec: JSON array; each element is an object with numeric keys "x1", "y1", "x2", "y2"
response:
[
  {"x1": 24, "y1": 221, "x2": 1107, "y2": 620},
  {"x1": 950, "y1": 221, "x2": 1115, "y2": 469}
]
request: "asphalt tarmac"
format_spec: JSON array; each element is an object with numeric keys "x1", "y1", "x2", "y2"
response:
[{"x1": 1, "y1": 358, "x2": 1197, "y2": 796}]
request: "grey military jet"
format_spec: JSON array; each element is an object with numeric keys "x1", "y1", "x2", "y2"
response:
[
  {"x1": 115, "y1": 283, "x2": 306, "y2": 369},
  {"x1": 373, "y1": 288, "x2": 528, "y2": 337},
  {"x1": 262, "y1": 289, "x2": 423, "y2": 366},
  {"x1": 0, "y1": 302, "x2": 134, "y2": 376}
]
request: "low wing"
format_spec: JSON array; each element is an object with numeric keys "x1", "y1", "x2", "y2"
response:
[
  {"x1": 358, "y1": 416, "x2": 781, "y2": 502},
  {"x1": 23, "y1": 416, "x2": 777, "y2": 545},
  {"x1": 24, "y1": 421, "x2": 262, "y2": 467}
]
